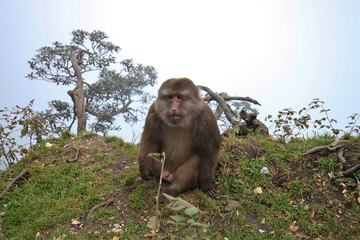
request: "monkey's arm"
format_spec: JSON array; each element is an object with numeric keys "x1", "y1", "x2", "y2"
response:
[
  {"x1": 138, "y1": 140, "x2": 160, "y2": 180},
  {"x1": 194, "y1": 106, "x2": 221, "y2": 198},
  {"x1": 137, "y1": 105, "x2": 162, "y2": 180}
]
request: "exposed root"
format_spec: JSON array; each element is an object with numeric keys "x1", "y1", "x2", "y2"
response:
[
  {"x1": 0, "y1": 167, "x2": 29, "y2": 200},
  {"x1": 86, "y1": 198, "x2": 113, "y2": 222},
  {"x1": 302, "y1": 140, "x2": 360, "y2": 177},
  {"x1": 65, "y1": 144, "x2": 80, "y2": 163}
]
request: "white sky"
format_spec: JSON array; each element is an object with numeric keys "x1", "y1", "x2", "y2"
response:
[{"x1": 0, "y1": 0, "x2": 359, "y2": 141}]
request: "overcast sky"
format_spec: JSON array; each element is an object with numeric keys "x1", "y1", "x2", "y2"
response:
[{"x1": 1, "y1": 0, "x2": 359, "y2": 141}]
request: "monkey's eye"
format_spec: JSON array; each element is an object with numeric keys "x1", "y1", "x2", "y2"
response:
[
  {"x1": 166, "y1": 95, "x2": 186, "y2": 100},
  {"x1": 176, "y1": 95, "x2": 186, "y2": 100}
]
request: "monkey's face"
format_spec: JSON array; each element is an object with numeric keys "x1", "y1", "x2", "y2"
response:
[
  {"x1": 154, "y1": 78, "x2": 203, "y2": 127},
  {"x1": 156, "y1": 92, "x2": 188, "y2": 126}
]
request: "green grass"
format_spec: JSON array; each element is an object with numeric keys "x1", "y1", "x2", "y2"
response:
[{"x1": 0, "y1": 133, "x2": 359, "y2": 239}]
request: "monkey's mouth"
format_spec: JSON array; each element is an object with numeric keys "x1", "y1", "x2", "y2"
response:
[{"x1": 169, "y1": 114, "x2": 181, "y2": 120}]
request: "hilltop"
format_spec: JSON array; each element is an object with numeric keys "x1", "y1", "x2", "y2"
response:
[{"x1": 0, "y1": 132, "x2": 359, "y2": 239}]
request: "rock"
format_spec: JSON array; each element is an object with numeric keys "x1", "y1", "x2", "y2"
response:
[{"x1": 225, "y1": 200, "x2": 240, "y2": 211}]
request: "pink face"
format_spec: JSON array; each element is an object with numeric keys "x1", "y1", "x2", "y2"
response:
[{"x1": 166, "y1": 94, "x2": 186, "y2": 120}]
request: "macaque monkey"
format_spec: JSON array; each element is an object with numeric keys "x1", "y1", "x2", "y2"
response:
[{"x1": 138, "y1": 78, "x2": 221, "y2": 200}]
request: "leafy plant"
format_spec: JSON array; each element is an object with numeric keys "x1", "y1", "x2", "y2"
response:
[
  {"x1": 147, "y1": 193, "x2": 217, "y2": 239},
  {"x1": 345, "y1": 113, "x2": 360, "y2": 135},
  {"x1": 0, "y1": 100, "x2": 53, "y2": 167},
  {"x1": 265, "y1": 98, "x2": 349, "y2": 141}
]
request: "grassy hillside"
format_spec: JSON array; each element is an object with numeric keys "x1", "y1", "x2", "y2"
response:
[{"x1": 0, "y1": 132, "x2": 359, "y2": 239}]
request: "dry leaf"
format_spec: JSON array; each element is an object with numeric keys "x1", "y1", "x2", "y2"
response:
[
  {"x1": 254, "y1": 187, "x2": 263, "y2": 194},
  {"x1": 71, "y1": 219, "x2": 81, "y2": 225},
  {"x1": 143, "y1": 233, "x2": 155, "y2": 238},
  {"x1": 289, "y1": 222, "x2": 299, "y2": 232}
]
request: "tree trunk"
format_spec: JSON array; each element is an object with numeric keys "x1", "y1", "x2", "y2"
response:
[{"x1": 68, "y1": 49, "x2": 87, "y2": 135}]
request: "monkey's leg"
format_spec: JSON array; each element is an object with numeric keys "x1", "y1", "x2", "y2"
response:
[{"x1": 162, "y1": 154, "x2": 200, "y2": 197}]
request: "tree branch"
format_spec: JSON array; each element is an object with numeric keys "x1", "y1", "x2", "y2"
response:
[
  {"x1": 198, "y1": 85, "x2": 237, "y2": 125},
  {"x1": 85, "y1": 105, "x2": 130, "y2": 118},
  {"x1": 202, "y1": 95, "x2": 261, "y2": 106},
  {"x1": 0, "y1": 167, "x2": 29, "y2": 200}
]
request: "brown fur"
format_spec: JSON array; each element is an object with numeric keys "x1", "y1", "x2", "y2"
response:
[{"x1": 138, "y1": 78, "x2": 221, "y2": 199}]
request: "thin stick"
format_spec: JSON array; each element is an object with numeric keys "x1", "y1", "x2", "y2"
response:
[
  {"x1": 0, "y1": 167, "x2": 29, "y2": 199},
  {"x1": 65, "y1": 144, "x2": 80, "y2": 163},
  {"x1": 86, "y1": 198, "x2": 113, "y2": 222},
  {"x1": 153, "y1": 152, "x2": 166, "y2": 240}
]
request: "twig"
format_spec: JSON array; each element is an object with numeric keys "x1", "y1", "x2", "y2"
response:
[
  {"x1": 153, "y1": 152, "x2": 166, "y2": 240},
  {"x1": 0, "y1": 167, "x2": 29, "y2": 200},
  {"x1": 339, "y1": 164, "x2": 360, "y2": 176},
  {"x1": 64, "y1": 144, "x2": 80, "y2": 163},
  {"x1": 86, "y1": 198, "x2": 113, "y2": 222}
]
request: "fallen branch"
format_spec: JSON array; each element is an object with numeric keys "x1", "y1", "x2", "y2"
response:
[
  {"x1": 339, "y1": 164, "x2": 360, "y2": 176},
  {"x1": 86, "y1": 198, "x2": 113, "y2": 222},
  {"x1": 0, "y1": 167, "x2": 29, "y2": 200},
  {"x1": 302, "y1": 146, "x2": 329, "y2": 156},
  {"x1": 302, "y1": 140, "x2": 349, "y2": 156},
  {"x1": 64, "y1": 144, "x2": 80, "y2": 163},
  {"x1": 302, "y1": 140, "x2": 360, "y2": 177}
]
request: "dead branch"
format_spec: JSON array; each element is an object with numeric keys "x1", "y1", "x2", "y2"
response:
[
  {"x1": 339, "y1": 164, "x2": 360, "y2": 176},
  {"x1": 198, "y1": 85, "x2": 261, "y2": 126},
  {"x1": 302, "y1": 140, "x2": 349, "y2": 156},
  {"x1": 202, "y1": 94, "x2": 261, "y2": 106},
  {"x1": 86, "y1": 198, "x2": 113, "y2": 222},
  {"x1": 198, "y1": 85, "x2": 237, "y2": 125},
  {"x1": 302, "y1": 140, "x2": 360, "y2": 177},
  {"x1": 302, "y1": 146, "x2": 329, "y2": 156},
  {"x1": 328, "y1": 140, "x2": 348, "y2": 151},
  {"x1": 0, "y1": 167, "x2": 29, "y2": 200},
  {"x1": 64, "y1": 144, "x2": 80, "y2": 162}
]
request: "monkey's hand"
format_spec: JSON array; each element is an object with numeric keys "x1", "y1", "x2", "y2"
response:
[
  {"x1": 139, "y1": 167, "x2": 151, "y2": 180},
  {"x1": 204, "y1": 188, "x2": 217, "y2": 198},
  {"x1": 200, "y1": 183, "x2": 217, "y2": 198},
  {"x1": 199, "y1": 178, "x2": 217, "y2": 198}
]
